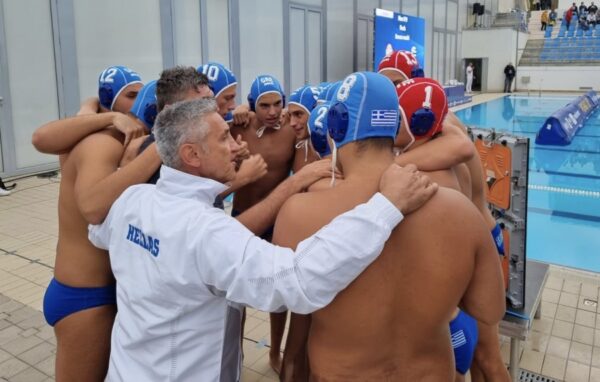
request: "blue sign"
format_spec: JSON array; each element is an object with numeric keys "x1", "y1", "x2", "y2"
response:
[{"x1": 373, "y1": 8, "x2": 426, "y2": 72}]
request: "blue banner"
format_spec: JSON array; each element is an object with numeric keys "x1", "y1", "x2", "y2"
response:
[{"x1": 373, "y1": 8, "x2": 426, "y2": 71}]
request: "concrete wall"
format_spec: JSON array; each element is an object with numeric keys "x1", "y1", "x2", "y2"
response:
[
  {"x1": 461, "y1": 28, "x2": 527, "y2": 91},
  {"x1": 498, "y1": 0, "x2": 517, "y2": 11},
  {"x1": 517, "y1": 66, "x2": 600, "y2": 91}
]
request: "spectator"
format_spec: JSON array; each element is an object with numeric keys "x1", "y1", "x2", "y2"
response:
[
  {"x1": 566, "y1": 7, "x2": 574, "y2": 29},
  {"x1": 465, "y1": 63, "x2": 474, "y2": 94},
  {"x1": 580, "y1": 14, "x2": 590, "y2": 29},
  {"x1": 549, "y1": 9, "x2": 558, "y2": 25},
  {"x1": 589, "y1": 2, "x2": 599, "y2": 14},
  {"x1": 587, "y1": 10, "x2": 597, "y2": 27},
  {"x1": 580, "y1": 2, "x2": 588, "y2": 15},
  {"x1": 541, "y1": 10, "x2": 549, "y2": 30},
  {"x1": 572, "y1": 2, "x2": 580, "y2": 16},
  {"x1": 504, "y1": 63, "x2": 516, "y2": 93}
]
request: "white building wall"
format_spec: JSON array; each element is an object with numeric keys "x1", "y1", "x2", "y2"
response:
[
  {"x1": 462, "y1": 28, "x2": 527, "y2": 91},
  {"x1": 517, "y1": 66, "x2": 600, "y2": 92}
]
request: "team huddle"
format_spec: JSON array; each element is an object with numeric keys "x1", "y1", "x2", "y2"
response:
[{"x1": 32, "y1": 50, "x2": 509, "y2": 381}]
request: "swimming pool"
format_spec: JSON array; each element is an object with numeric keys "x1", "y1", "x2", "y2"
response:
[{"x1": 455, "y1": 95, "x2": 600, "y2": 273}]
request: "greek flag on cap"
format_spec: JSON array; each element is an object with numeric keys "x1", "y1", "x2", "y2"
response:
[{"x1": 329, "y1": 71, "x2": 399, "y2": 149}]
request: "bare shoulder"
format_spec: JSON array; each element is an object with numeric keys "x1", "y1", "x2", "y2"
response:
[
  {"x1": 273, "y1": 191, "x2": 333, "y2": 248},
  {"x1": 69, "y1": 130, "x2": 124, "y2": 163},
  {"x1": 409, "y1": 187, "x2": 482, "y2": 231},
  {"x1": 276, "y1": 192, "x2": 321, "y2": 225}
]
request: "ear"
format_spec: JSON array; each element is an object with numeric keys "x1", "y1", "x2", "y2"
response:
[{"x1": 179, "y1": 142, "x2": 204, "y2": 168}]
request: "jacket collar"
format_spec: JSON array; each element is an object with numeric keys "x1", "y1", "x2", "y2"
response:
[{"x1": 156, "y1": 165, "x2": 229, "y2": 204}]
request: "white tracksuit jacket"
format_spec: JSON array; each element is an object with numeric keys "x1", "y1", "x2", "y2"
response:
[{"x1": 88, "y1": 165, "x2": 403, "y2": 382}]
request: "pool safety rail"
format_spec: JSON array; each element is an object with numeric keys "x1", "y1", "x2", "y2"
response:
[
  {"x1": 470, "y1": 128, "x2": 530, "y2": 309},
  {"x1": 535, "y1": 90, "x2": 600, "y2": 146}
]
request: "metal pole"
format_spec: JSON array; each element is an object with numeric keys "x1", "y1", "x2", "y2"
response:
[{"x1": 510, "y1": 338, "x2": 520, "y2": 381}]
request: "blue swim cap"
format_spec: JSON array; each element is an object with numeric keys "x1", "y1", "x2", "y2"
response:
[
  {"x1": 318, "y1": 81, "x2": 342, "y2": 104},
  {"x1": 289, "y1": 85, "x2": 319, "y2": 114},
  {"x1": 98, "y1": 65, "x2": 143, "y2": 110},
  {"x1": 224, "y1": 111, "x2": 233, "y2": 123},
  {"x1": 317, "y1": 82, "x2": 330, "y2": 94},
  {"x1": 247, "y1": 75, "x2": 285, "y2": 111},
  {"x1": 130, "y1": 80, "x2": 157, "y2": 130},
  {"x1": 327, "y1": 72, "x2": 399, "y2": 149},
  {"x1": 308, "y1": 101, "x2": 333, "y2": 157},
  {"x1": 197, "y1": 62, "x2": 237, "y2": 98}
]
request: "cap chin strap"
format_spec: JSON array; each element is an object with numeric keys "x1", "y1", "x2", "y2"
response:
[
  {"x1": 398, "y1": 106, "x2": 416, "y2": 153},
  {"x1": 295, "y1": 139, "x2": 309, "y2": 162},
  {"x1": 256, "y1": 124, "x2": 281, "y2": 138},
  {"x1": 401, "y1": 134, "x2": 416, "y2": 153},
  {"x1": 330, "y1": 144, "x2": 338, "y2": 187}
]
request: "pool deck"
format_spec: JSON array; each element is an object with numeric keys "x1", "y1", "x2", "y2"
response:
[{"x1": 1, "y1": 95, "x2": 599, "y2": 381}]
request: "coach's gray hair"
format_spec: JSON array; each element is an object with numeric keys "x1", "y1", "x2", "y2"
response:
[{"x1": 154, "y1": 98, "x2": 217, "y2": 169}]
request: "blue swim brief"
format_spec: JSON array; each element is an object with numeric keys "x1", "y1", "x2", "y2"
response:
[
  {"x1": 43, "y1": 278, "x2": 116, "y2": 327},
  {"x1": 449, "y1": 309, "x2": 479, "y2": 375},
  {"x1": 491, "y1": 222, "x2": 505, "y2": 256},
  {"x1": 231, "y1": 209, "x2": 273, "y2": 241}
]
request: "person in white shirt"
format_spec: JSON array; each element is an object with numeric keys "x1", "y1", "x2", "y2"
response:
[
  {"x1": 88, "y1": 98, "x2": 437, "y2": 381},
  {"x1": 465, "y1": 63, "x2": 474, "y2": 94}
]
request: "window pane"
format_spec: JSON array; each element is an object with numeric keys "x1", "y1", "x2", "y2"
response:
[
  {"x1": 402, "y1": 1, "x2": 418, "y2": 16},
  {"x1": 381, "y1": 0, "x2": 400, "y2": 12},
  {"x1": 3, "y1": 0, "x2": 59, "y2": 168},
  {"x1": 326, "y1": 0, "x2": 354, "y2": 81},
  {"x1": 447, "y1": 1, "x2": 458, "y2": 32},
  {"x1": 307, "y1": 10, "x2": 322, "y2": 85},
  {"x1": 74, "y1": 0, "x2": 163, "y2": 98},
  {"x1": 239, "y1": 0, "x2": 285, "y2": 94},
  {"x1": 290, "y1": 8, "x2": 306, "y2": 90},
  {"x1": 357, "y1": 18, "x2": 368, "y2": 71},
  {"x1": 434, "y1": 1, "x2": 446, "y2": 29},
  {"x1": 173, "y1": 0, "x2": 202, "y2": 66},
  {"x1": 358, "y1": 0, "x2": 379, "y2": 15},
  {"x1": 206, "y1": 0, "x2": 230, "y2": 65}
]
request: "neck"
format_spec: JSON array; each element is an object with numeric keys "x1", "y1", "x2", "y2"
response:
[{"x1": 339, "y1": 148, "x2": 395, "y2": 184}]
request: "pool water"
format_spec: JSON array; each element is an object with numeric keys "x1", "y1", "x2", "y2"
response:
[{"x1": 455, "y1": 95, "x2": 600, "y2": 272}]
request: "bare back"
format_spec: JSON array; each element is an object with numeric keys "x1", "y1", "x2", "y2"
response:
[
  {"x1": 274, "y1": 181, "x2": 504, "y2": 381},
  {"x1": 445, "y1": 113, "x2": 497, "y2": 228},
  {"x1": 231, "y1": 117, "x2": 296, "y2": 212},
  {"x1": 54, "y1": 132, "x2": 124, "y2": 287}
]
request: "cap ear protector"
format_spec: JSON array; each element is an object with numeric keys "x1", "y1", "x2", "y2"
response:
[
  {"x1": 310, "y1": 128, "x2": 329, "y2": 155},
  {"x1": 411, "y1": 68, "x2": 425, "y2": 78},
  {"x1": 327, "y1": 102, "x2": 349, "y2": 143},
  {"x1": 248, "y1": 93, "x2": 286, "y2": 112},
  {"x1": 410, "y1": 107, "x2": 436, "y2": 136},
  {"x1": 309, "y1": 104, "x2": 331, "y2": 156},
  {"x1": 143, "y1": 103, "x2": 158, "y2": 129},
  {"x1": 99, "y1": 84, "x2": 114, "y2": 110}
]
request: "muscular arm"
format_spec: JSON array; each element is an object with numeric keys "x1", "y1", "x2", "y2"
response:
[
  {"x1": 72, "y1": 132, "x2": 162, "y2": 225},
  {"x1": 395, "y1": 122, "x2": 474, "y2": 171},
  {"x1": 235, "y1": 159, "x2": 332, "y2": 235},
  {"x1": 32, "y1": 113, "x2": 116, "y2": 155},
  {"x1": 460, "y1": 211, "x2": 506, "y2": 325},
  {"x1": 203, "y1": 193, "x2": 403, "y2": 314}
]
